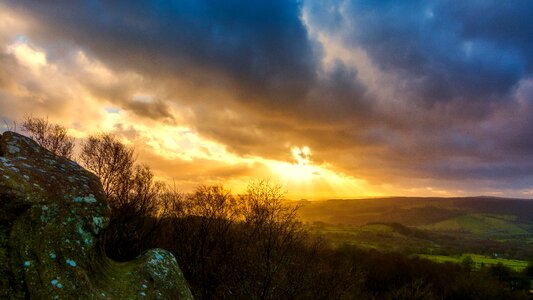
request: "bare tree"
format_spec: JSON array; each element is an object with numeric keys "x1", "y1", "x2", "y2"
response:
[
  {"x1": 105, "y1": 164, "x2": 164, "y2": 260},
  {"x1": 79, "y1": 133, "x2": 135, "y2": 200},
  {"x1": 238, "y1": 179, "x2": 305, "y2": 299},
  {"x1": 157, "y1": 180, "x2": 364, "y2": 299},
  {"x1": 21, "y1": 116, "x2": 75, "y2": 159},
  {"x1": 162, "y1": 185, "x2": 241, "y2": 296},
  {"x1": 79, "y1": 133, "x2": 163, "y2": 259}
]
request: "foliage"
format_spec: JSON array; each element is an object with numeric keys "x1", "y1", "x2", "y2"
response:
[
  {"x1": 420, "y1": 254, "x2": 530, "y2": 272},
  {"x1": 526, "y1": 262, "x2": 533, "y2": 277},
  {"x1": 461, "y1": 255, "x2": 474, "y2": 271}
]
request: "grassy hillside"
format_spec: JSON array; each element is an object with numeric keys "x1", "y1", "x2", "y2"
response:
[
  {"x1": 298, "y1": 197, "x2": 533, "y2": 261},
  {"x1": 420, "y1": 214, "x2": 529, "y2": 237},
  {"x1": 418, "y1": 254, "x2": 530, "y2": 272},
  {"x1": 297, "y1": 196, "x2": 533, "y2": 227},
  {"x1": 309, "y1": 223, "x2": 437, "y2": 253}
]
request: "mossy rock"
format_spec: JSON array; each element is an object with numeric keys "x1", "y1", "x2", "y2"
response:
[{"x1": 0, "y1": 132, "x2": 193, "y2": 299}]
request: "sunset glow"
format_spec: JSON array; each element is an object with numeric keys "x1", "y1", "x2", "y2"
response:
[{"x1": 1, "y1": 1, "x2": 533, "y2": 199}]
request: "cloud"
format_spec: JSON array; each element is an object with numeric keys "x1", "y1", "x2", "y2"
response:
[
  {"x1": 300, "y1": 1, "x2": 533, "y2": 186},
  {"x1": 8, "y1": 1, "x2": 314, "y2": 101},
  {"x1": 305, "y1": 0, "x2": 530, "y2": 106},
  {"x1": 2, "y1": 0, "x2": 533, "y2": 196},
  {"x1": 6, "y1": 0, "x2": 371, "y2": 126}
]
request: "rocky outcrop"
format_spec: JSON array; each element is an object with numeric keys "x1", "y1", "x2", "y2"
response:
[{"x1": 0, "y1": 132, "x2": 193, "y2": 299}]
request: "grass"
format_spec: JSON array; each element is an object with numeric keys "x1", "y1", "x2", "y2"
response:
[
  {"x1": 308, "y1": 223, "x2": 437, "y2": 252},
  {"x1": 303, "y1": 201, "x2": 533, "y2": 269},
  {"x1": 308, "y1": 222, "x2": 533, "y2": 272},
  {"x1": 420, "y1": 214, "x2": 529, "y2": 237},
  {"x1": 418, "y1": 253, "x2": 530, "y2": 271}
]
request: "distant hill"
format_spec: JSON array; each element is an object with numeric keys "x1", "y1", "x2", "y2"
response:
[
  {"x1": 297, "y1": 196, "x2": 533, "y2": 228},
  {"x1": 297, "y1": 197, "x2": 533, "y2": 260}
]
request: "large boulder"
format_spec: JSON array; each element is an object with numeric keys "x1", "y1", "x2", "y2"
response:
[{"x1": 0, "y1": 131, "x2": 193, "y2": 299}]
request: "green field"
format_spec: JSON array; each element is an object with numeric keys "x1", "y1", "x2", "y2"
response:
[
  {"x1": 309, "y1": 222, "x2": 533, "y2": 272},
  {"x1": 420, "y1": 214, "x2": 529, "y2": 237},
  {"x1": 308, "y1": 223, "x2": 437, "y2": 253},
  {"x1": 418, "y1": 254, "x2": 530, "y2": 271},
  {"x1": 299, "y1": 197, "x2": 533, "y2": 262}
]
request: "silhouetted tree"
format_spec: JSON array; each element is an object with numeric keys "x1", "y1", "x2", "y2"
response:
[
  {"x1": 79, "y1": 133, "x2": 135, "y2": 200},
  {"x1": 105, "y1": 164, "x2": 164, "y2": 259},
  {"x1": 238, "y1": 180, "x2": 305, "y2": 299},
  {"x1": 461, "y1": 255, "x2": 475, "y2": 271},
  {"x1": 19, "y1": 120, "x2": 531, "y2": 299},
  {"x1": 154, "y1": 181, "x2": 325, "y2": 299},
  {"x1": 387, "y1": 279, "x2": 438, "y2": 300},
  {"x1": 525, "y1": 262, "x2": 533, "y2": 277},
  {"x1": 154, "y1": 185, "x2": 242, "y2": 297},
  {"x1": 21, "y1": 116, "x2": 74, "y2": 159},
  {"x1": 79, "y1": 133, "x2": 162, "y2": 260}
]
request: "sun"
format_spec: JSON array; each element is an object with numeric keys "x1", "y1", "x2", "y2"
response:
[
  {"x1": 264, "y1": 146, "x2": 376, "y2": 199},
  {"x1": 270, "y1": 146, "x2": 317, "y2": 181},
  {"x1": 291, "y1": 146, "x2": 311, "y2": 165}
]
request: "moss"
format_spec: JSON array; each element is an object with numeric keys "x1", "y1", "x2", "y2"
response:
[{"x1": 1, "y1": 132, "x2": 193, "y2": 299}]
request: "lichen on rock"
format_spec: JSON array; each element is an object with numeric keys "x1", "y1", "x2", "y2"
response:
[{"x1": 0, "y1": 132, "x2": 193, "y2": 299}]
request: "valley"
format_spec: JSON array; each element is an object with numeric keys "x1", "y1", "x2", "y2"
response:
[{"x1": 297, "y1": 197, "x2": 533, "y2": 269}]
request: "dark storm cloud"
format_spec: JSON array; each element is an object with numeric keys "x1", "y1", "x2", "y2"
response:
[
  {"x1": 444, "y1": 2, "x2": 533, "y2": 71},
  {"x1": 3, "y1": 0, "x2": 369, "y2": 161},
  {"x1": 300, "y1": 0, "x2": 533, "y2": 188},
  {"x1": 7, "y1": 0, "x2": 372, "y2": 146},
  {"x1": 123, "y1": 99, "x2": 175, "y2": 123},
  {"x1": 9, "y1": 0, "x2": 318, "y2": 105},
  {"x1": 311, "y1": 0, "x2": 529, "y2": 106},
  {"x1": 4, "y1": 0, "x2": 533, "y2": 194}
]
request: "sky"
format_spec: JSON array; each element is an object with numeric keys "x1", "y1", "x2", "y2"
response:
[{"x1": 1, "y1": 1, "x2": 533, "y2": 199}]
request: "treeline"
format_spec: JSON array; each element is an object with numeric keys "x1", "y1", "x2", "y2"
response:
[
  {"x1": 17, "y1": 117, "x2": 533, "y2": 299},
  {"x1": 148, "y1": 187, "x2": 533, "y2": 300}
]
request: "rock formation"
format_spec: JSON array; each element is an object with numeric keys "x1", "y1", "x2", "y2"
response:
[{"x1": 0, "y1": 131, "x2": 193, "y2": 299}]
